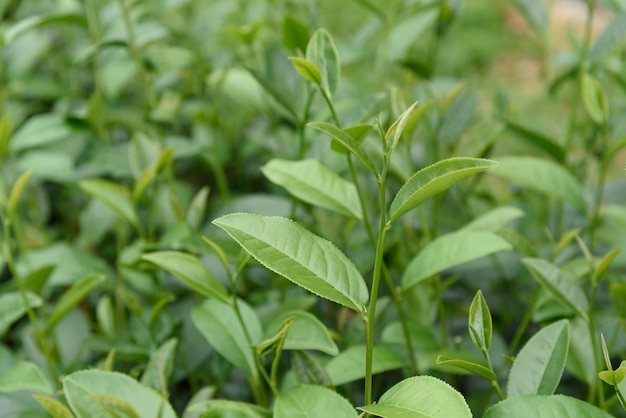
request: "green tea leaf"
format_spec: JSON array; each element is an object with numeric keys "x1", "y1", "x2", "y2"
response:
[
  {"x1": 213, "y1": 213, "x2": 368, "y2": 314},
  {"x1": 187, "y1": 186, "x2": 210, "y2": 229},
  {"x1": 79, "y1": 179, "x2": 141, "y2": 232},
  {"x1": 589, "y1": 11, "x2": 626, "y2": 62},
  {"x1": 274, "y1": 385, "x2": 357, "y2": 418},
  {"x1": 89, "y1": 394, "x2": 140, "y2": 418},
  {"x1": 436, "y1": 356, "x2": 496, "y2": 381},
  {"x1": 282, "y1": 16, "x2": 309, "y2": 53},
  {"x1": 402, "y1": 231, "x2": 512, "y2": 290},
  {"x1": 33, "y1": 395, "x2": 75, "y2": 418},
  {"x1": 386, "y1": 101, "x2": 419, "y2": 154},
  {"x1": 522, "y1": 258, "x2": 589, "y2": 321},
  {"x1": 508, "y1": 319, "x2": 570, "y2": 396},
  {"x1": 291, "y1": 351, "x2": 333, "y2": 386},
  {"x1": 504, "y1": 120, "x2": 565, "y2": 162},
  {"x1": 306, "y1": 28, "x2": 340, "y2": 97},
  {"x1": 187, "y1": 399, "x2": 270, "y2": 417},
  {"x1": 263, "y1": 310, "x2": 338, "y2": 355},
  {"x1": 359, "y1": 376, "x2": 472, "y2": 418},
  {"x1": 308, "y1": 122, "x2": 378, "y2": 175},
  {"x1": 261, "y1": 159, "x2": 362, "y2": 219},
  {"x1": 6, "y1": 168, "x2": 34, "y2": 219},
  {"x1": 581, "y1": 73, "x2": 610, "y2": 124},
  {"x1": 140, "y1": 338, "x2": 178, "y2": 393},
  {"x1": 484, "y1": 394, "x2": 613, "y2": 417},
  {"x1": 594, "y1": 247, "x2": 621, "y2": 285},
  {"x1": 133, "y1": 148, "x2": 174, "y2": 203},
  {"x1": 491, "y1": 156, "x2": 586, "y2": 211},
  {"x1": 42, "y1": 273, "x2": 105, "y2": 335},
  {"x1": 511, "y1": 0, "x2": 548, "y2": 35},
  {"x1": 461, "y1": 206, "x2": 525, "y2": 232},
  {"x1": 288, "y1": 57, "x2": 322, "y2": 86},
  {"x1": 4, "y1": 13, "x2": 86, "y2": 44},
  {"x1": 9, "y1": 113, "x2": 74, "y2": 152},
  {"x1": 469, "y1": 290, "x2": 492, "y2": 351},
  {"x1": 0, "y1": 361, "x2": 51, "y2": 394},
  {"x1": 325, "y1": 345, "x2": 407, "y2": 386},
  {"x1": 331, "y1": 123, "x2": 374, "y2": 154},
  {"x1": 191, "y1": 299, "x2": 262, "y2": 376},
  {"x1": 0, "y1": 291, "x2": 43, "y2": 337},
  {"x1": 389, "y1": 158, "x2": 498, "y2": 224},
  {"x1": 0, "y1": 114, "x2": 11, "y2": 159},
  {"x1": 63, "y1": 370, "x2": 176, "y2": 418}
]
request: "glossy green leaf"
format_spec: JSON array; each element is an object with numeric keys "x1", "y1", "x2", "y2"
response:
[
  {"x1": 142, "y1": 251, "x2": 229, "y2": 303},
  {"x1": 491, "y1": 156, "x2": 586, "y2": 211},
  {"x1": 389, "y1": 158, "x2": 498, "y2": 224},
  {"x1": 288, "y1": 57, "x2": 322, "y2": 86},
  {"x1": 4, "y1": 13, "x2": 86, "y2": 44},
  {"x1": 33, "y1": 395, "x2": 75, "y2": 418},
  {"x1": 0, "y1": 361, "x2": 51, "y2": 394},
  {"x1": 469, "y1": 290, "x2": 492, "y2": 351},
  {"x1": 306, "y1": 28, "x2": 340, "y2": 97},
  {"x1": 589, "y1": 11, "x2": 626, "y2": 62},
  {"x1": 42, "y1": 273, "x2": 105, "y2": 335},
  {"x1": 504, "y1": 120, "x2": 564, "y2": 162},
  {"x1": 436, "y1": 356, "x2": 496, "y2": 381},
  {"x1": 63, "y1": 370, "x2": 176, "y2": 418},
  {"x1": 187, "y1": 399, "x2": 270, "y2": 417},
  {"x1": 261, "y1": 159, "x2": 362, "y2": 219},
  {"x1": 0, "y1": 291, "x2": 43, "y2": 337},
  {"x1": 325, "y1": 345, "x2": 407, "y2": 386},
  {"x1": 6, "y1": 169, "x2": 33, "y2": 219},
  {"x1": 402, "y1": 231, "x2": 512, "y2": 290},
  {"x1": 213, "y1": 213, "x2": 368, "y2": 313},
  {"x1": 582, "y1": 73, "x2": 609, "y2": 124},
  {"x1": 140, "y1": 338, "x2": 178, "y2": 392},
  {"x1": 309, "y1": 122, "x2": 377, "y2": 175},
  {"x1": 191, "y1": 299, "x2": 262, "y2": 376},
  {"x1": 275, "y1": 384, "x2": 357, "y2": 418},
  {"x1": 386, "y1": 101, "x2": 419, "y2": 154},
  {"x1": 79, "y1": 179, "x2": 141, "y2": 231},
  {"x1": 508, "y1": 319, "x2": 569, "y2": 397},
  {"x1": 461, "y1": 206, "x2": 525, "y2": 232},
  {"x1": 594, "y1": 247, "x2": 621, "y2": 285},
  {"x1": 522, "y1": 258, "x2": 589, "y2": 321},
  {"x1": 264, "y1": 311, "x2": 338, "y2": 355},
  {"x1": 484, "y1": 394, "x2": 613, "y2": 417},
  {"x1": 359, "y1": 376, "x2": 472, "y2": 418}
]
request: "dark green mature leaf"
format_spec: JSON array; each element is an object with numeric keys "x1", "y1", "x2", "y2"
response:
[
  {"x1": 504, "y1": 120, "x2": 565, "y2": 162},
  {"x1": 291, "y1": 351, "x2": 333, "y2": 386},
  {"x1": 325, "y1": 345, "x2": 407, "y2": 386},
  {"x1": 508, "y1": 320, "x2": 570, "y2": 396},
  {"x1": 63, "y1": 370, "x2": 176, "y2": 418},
  {"x1": 387, "y1": 10, "x2": 438, "y2": 61},
  {"x1": 213, "y1": 213, "x2": 368, "y2": 314},
  {"x1": 308, "y1": 122, "x2": 377, "y2": 175},
  {"x1": 264, "y1": 311, "x2": 338, "y2": 355},
  {"x1": 522, "y1": 258, "x2": 589, "y2": 321},
  {"x1": 582, "y1": 73, "x2": 609, "y2": 124},
  {"x1": 589, "y1": 11, "x2": 626, "y2": 62},
  {"x1": 359, "y1": 376, "x2": 472, "y2": 418},
  {"x1": 4, "y1": 13, "x2": 86, "y2": 44},
  {"x1": 491, "y1": 156, "x2": 586, "y2": 211},
  {"x1": 402, "y1": 231, "x2": 512, "y2": 290},
  {"x1": 436, "y1": 356, "x2": 496, "y2": 381},
  {"x1": 389, "y1": 158, "x2": 498, "y2": 224},
  {"x1": 0, "y1": 291, "x2": 43, "y2": 337},
  {"x1": 261, "y1": 159, "x2": 362, "y2": 219},
  {"x1": 0, "y1": 361, "x2": 51, "y2": 394},
  {"x1": 288, "y1": 57, "x2": 322, "y2": 86},
  {"x1": 142, "y1": 251, "x2": 229, "y2": 303},
  {"x1": 282, "y1": 16, "x2": 309, "y2": 53},
  {"x1": 80, "y1": 179, "x2": 141, "y2": 231},
  {"x1": 469, "y1": 290, "x2": 492, "y2": 351},
  {"x1": 484, "y1": 395, "x2": 613, "y2": 417},
  {"x1": 306, "y1": 28, "x2": 340, "y2": 97},
  {"x1": 274, "y1": 385, "x2": 357, "y2": 418},
  {"x1": 42, "y1": 273, "x2": 105, "y2": 335},
  {"x1": 191, "y1": 299, "x2": 262, "y2": 376}
]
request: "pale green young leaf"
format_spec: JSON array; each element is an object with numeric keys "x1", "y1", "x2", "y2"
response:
[
  {"x1": 331, "y1": 123, "x2": 373, "y2": 154},
  {"x1": 581, "y1": 73, "x2": 610, "y2": 124},
  {"x1": 0, "y1": 114, "x2": 11, "y2": 159},
  {"x1": 275, "y1": 385, "x2": 357, "y2": 418},
  {"x1": 42, "y1": 273, "x2": 105, "y2": 335},
  {"x1": 63, "y1": 370, "x2": 176, "y2": 418},
  {"x1": 386, "y1": 101, "x2": 419, "y2": 154},
  {"x1": 386, "y1": 10, "x2": 438, "y2": 60},
  {"x1": 436, "y1": 356, "x2": 496, "y2": 381},
  {"x1": 358, "y1": 376, "x2": 472, "y2": 418},
  {"x1": 308, "y1": 122, "x2": 378, "y2": 175},
  {"x1": 263, "y1": 310, "x2": 338, "y2": 355},
  {"x1": 89, "y1": 394, "x2": 140, "y2": 418},
  {"x1": 96, "y1": 295, "x2": 115, "y2": 338},
  {"x1": 0, "y1": 291, "x2": 43, "y2": 337},
  {"x1": 553, "y1": 229, "x2": 581, "y2": 259},
  {"x1": 461, "y1": 206, "x2": 525, "y2": 232},
  {"x1": 9, "y1": 113, "x2": 74, "y2": 152},
  {"x1": 325, "y1": 345, "x2": 407, "y2": 386},
  {"x1": 213, "y1": 213, "x2": 368, "y2": 313},
  {"x1": 6, "y1": 169, "x2": 33, "y2": 218},
  {"x1": 79, "y1": 179, "x2": 141, "y2": 231},
  {"x1": 469, "y1": 290, "x2": 492, "y2": 351},
  {"x1": 142, "y1": 251, "x2": 229, "y2": 303},
  {"x1": 484, "y1": 395, "x2": 613, "y2": 417},
  {"x1": 389, "y1": 158, "x2": 498, "y2": 224},
  {"x1": 187, "y1": 186, "x2": 210, "y2": 229},
  {"x1": 140, "y1": 338, "x2": 178, "y2": 393},
  {"x1": 402, "y1": 231, "x2": 512, "y2": 290},
  {"x1": 191, "y1": 299, "x2": 262, "y2": 376},
  {"x1": 261, "y1": 159, "x2": 362, "y2": 219},
  {"x1": 0, "y1": 361, "x2": 52, "y2": 394},
  {"x1": 491, "y1": 156, "x2": 586, "y2": 211},
  {"x1": 133, "y1": 148, "x2": 174, "y2": 203},
  {"x1": 306, "y1": 28, "x2": 340, "y2": 97},
  {"x1": 33, "y1": 395, "x2": 75, "y2": 418},
  {"x1": 522, "y1": 258, "x2": 589, "y2": 321},
  {"x1": 594, "y1": 247, "x2": 621, "y2": 285},
  {"x1": 508, "y1": 319, "x2": 570, "y2": 397},
  {"x1": 288, "y1": 57, "x2": 322, "y2": 86}
]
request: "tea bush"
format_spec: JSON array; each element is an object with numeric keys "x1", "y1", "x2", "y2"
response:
[{"x1": 1, "y1": 0, "x2": 626, "y2": 417}]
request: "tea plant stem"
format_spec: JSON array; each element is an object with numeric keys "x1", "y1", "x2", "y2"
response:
[
  {"x1": 348, "y1": 156, "x2": 376, "y2": 246},
  {"x1": 83, "y1": 0, "x2": 108, "y2": 141},
  {"x1": 321, "y1": 89, "x2": 340, "y2": 127},
  {"x1": 588, "y1": 282, "x2": 606, "y2": 408},
  {"x1": 508, "y1": 287, "x2": 541, "y2": 356}
]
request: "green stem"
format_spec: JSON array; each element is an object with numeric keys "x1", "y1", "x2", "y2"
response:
[
  {"x1": 508, "y1": 287, "x2": 541, "y2": 356},
  {"x1": 320, "y1": 88, "x2": 340, "y2": 126},
  {"x1": 588, "y1": 283, "x2": 605, "y2": 408}
]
